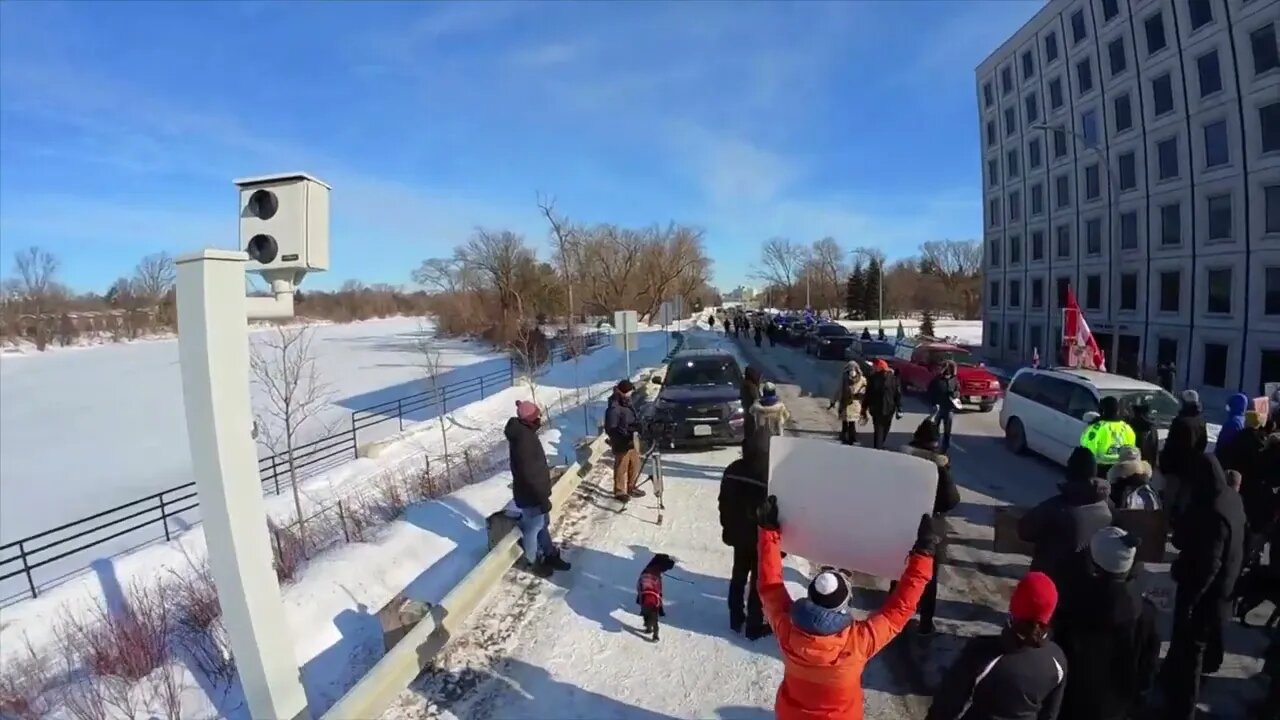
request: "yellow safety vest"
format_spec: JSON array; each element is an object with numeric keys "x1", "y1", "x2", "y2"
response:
[{"x1": 1080, "y1": 420, "x2": 1136, "y2": 464}]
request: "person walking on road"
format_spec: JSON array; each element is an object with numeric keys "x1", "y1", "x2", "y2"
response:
[
  {"x1": 1126, "y1": 402, "x2": 1160, "y2": 467},
  {"x1": 1079, "y1": 395, "x2": 1136, "y2": 477},
  {"x1": 862, "y1": 359, "x2": 902, "y2": 450},
  {"x1": 1107, "y1": 446, "x2": 1160, "y2": 511},
  {"x1": 1215, "y1": 392, "x2": 1251, "y2": 464},
  {"x1": 927, "y1": 361, "x2": 960, "y2": 453},
  {"x1": 927, "y1": 571, "x2": 1067, "y2": 720},
  {"x1": 722, "y1": 317, "x2": 731, "y2": 336},
  {"x1": 718, "y1": 448, "x2": 769, "y2": 639},
  {"x1": 756, "y1": 495, "x2": 938, "y2": 720},
  {"x1": 505, "y1": 400, "x2": 571, "y2": 578},
  {"x1": 830, "y1": 361, "x2": 868, "y2": 446},
  {"x1": 1158, "y1": 454, "x2": 1246, "y2": 720},
  {"x1": 1160, "y1": 389, "x2": 1209, "y2": 516},
  {"x1": 1052, "y1": 526, "x2": 1160, "y2": 720},
  {"x1": 899, "y1": 418, "x2": 961, "y2": 634},
  {"x1": 1018, "y1": 447, "x2": 1113, "y2": 587},
  {"x1": 754, "y1": 322, "x2": 763, "y2": 348},
  {"x1": 741, "y1": 365, "x2": 763, "y2": 442},
  {"x1": 605, "y1": 380, "x2": 646, "y2": 502}
]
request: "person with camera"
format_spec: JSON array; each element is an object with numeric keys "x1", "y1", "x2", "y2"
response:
[
  {"x1": 755, "y1": 494, "x2": 936, "y2": 720},
  {"x1": 605, "y1": 380, "x2": 645, "y2": 502}
]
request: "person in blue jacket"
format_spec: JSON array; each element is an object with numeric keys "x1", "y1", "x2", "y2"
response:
[{"x1": 1215, "y1": 393, "x2": 1250, "y2": 459}]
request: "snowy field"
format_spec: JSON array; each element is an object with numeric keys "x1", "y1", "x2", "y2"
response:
[{"x1": 0, "y1": 316, "x2": 503, "y2": 544}]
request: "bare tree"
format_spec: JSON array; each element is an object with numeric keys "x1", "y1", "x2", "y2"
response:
[
  {"x1": 754, "y1": 238, "x2": 803, "y2": 308},
  {"x1": 538, "y1": 194, "x2": 579, "y2": 336},
  {"x1": 454, "y1": 228, "x2": 532, "y2": 332},
  {"x1": 11, "y1": 246, "x2": 60, "y2": 349},
  {"x1": 920, "y1": 239, "x2": 983, "y2": 319},
  {"x1": 249, "y1": 325, "x2": 335, "y2": 548},
  {"x1": 810, "y1": 237, "x2": 845, "y2": 314},
  {"x1": 132, "y1": 252, "x2": 175, "y2": 301},
  {"x1": 412, "y1": 320, "x2": 453, "y2": 482}
]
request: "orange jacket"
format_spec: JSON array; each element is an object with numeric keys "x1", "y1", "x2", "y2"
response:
[{"x1": 758, "y1": 528, "x2": 933, "y2": 720}]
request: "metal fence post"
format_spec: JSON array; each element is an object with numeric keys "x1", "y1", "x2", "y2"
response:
[
  {"x1": 272, "y1": 455, "x2": 281, "y2": 495},
  {"x1": 351, "y1": 425, "x2": 358, "y2": 459},
  {"x1": 18, "y1": 541, "x2": 36, "y2": 599},
  {"x1": 480, "y1": 375, "x2": 486, "y2": 398},
  {"x1": 159, "y1": 493, "x2": 171, "y2": 541},
  {"x1": 397, "y1": 398, "x2": 404, "y2": 431}
]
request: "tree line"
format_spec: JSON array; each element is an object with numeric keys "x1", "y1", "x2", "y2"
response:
[{"x1": 752, "y1": 237, "x2": 983, "y2": 320}]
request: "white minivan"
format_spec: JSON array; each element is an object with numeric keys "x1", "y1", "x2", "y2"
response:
[{"x1": 998, "y1": 367, "x2": 1208, "y2": 467}]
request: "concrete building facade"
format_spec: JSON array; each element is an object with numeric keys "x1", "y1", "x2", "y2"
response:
[{"x1": 977, "y1": 0, "x2": 1280, "y2": 400}]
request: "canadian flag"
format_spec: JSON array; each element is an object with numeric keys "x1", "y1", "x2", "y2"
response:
[{"x1": 1062, "y1": 286, "x2": 1107, "y2": 371}]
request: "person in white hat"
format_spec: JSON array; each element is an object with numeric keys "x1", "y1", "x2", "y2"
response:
[{"x1": 1107, "y1": 446, "x2": 1160, "y2": 511}]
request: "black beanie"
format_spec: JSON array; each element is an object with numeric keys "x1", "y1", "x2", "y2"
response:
[
  {"x1": 1067, "y1": 446, "x2": 1098, "y2": 482},
  {"x1": 807, "y1": 571, "x2": 851, "y2": 609}
]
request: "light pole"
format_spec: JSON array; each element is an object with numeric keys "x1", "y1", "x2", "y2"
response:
[{"x1": 1029, "y1": 122, "x2": 1116, "y2": 368}]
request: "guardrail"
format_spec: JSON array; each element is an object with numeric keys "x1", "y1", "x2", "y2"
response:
[{"x1": 0, "y1": 329, "x2": 609, "y2": 601}]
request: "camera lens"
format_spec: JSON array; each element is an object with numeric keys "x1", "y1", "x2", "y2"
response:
[
  {"x1": 247, "y1": 234, "x2": 278, "y2": 264},
  {"x1": 247, "y1": 189, "x2": 278, "y2": 220}
]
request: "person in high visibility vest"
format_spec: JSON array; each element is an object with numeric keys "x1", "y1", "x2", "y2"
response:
[{"x1": 1079, "y1": 395, "x2": 1136, "y2": 475}]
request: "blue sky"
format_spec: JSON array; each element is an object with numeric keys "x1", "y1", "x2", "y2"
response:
[{"x1": 0, "y1": 0, "x2": 1041, "y2": 292}]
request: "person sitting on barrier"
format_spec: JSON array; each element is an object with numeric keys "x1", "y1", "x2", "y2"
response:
[
  {"x1": 505, "y1": 400, "x2": 571, "y2": 578},
  {"x1": 756, "y1": 494, "x2": 936, "y2": 720}
]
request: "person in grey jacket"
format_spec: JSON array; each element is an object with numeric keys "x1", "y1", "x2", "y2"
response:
[{"x1": 1018, "y1": 447, "x2": 1113, "y2": 587}]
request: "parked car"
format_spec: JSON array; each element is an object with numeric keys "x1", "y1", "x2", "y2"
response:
[
  {"x1": 888, "y1": 341, "x2": 1002, "y2": 412},
  {"x1": 643, "y1": 349, "x2": 746, "y2": 449},
  {"x1": 998, "y1": 367, "x2": 1217, "y2": 466},
  {"x1": 850, "y1": 338, "x2": 898, "y2": 374},
  {"x1": 804, "y1": 323, "x2": 856, "y2": 359},
  {"x1": 786, "y1": 322, "x2": 814, "y2": 346}
]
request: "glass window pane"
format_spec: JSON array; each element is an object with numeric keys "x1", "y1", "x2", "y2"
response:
[
  {"x1": 1197, "y1": 51, "x2": 1222, "y2": 96},
  {"x1": 1204, "y1": 121, "x2": 1229, "y2": 167}
]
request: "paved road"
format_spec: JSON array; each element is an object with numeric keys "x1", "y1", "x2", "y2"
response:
[{"x1": 383, "y1": 326, "x2": 1267, "y2": 719}]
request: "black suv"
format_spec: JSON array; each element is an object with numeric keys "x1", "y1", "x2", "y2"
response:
[
  {"x1": 644, "y1": 349, "x2": 746, "y2": 448},
  {"x1": 804, "y1": 323, "x2": 855, "y2": 359}
]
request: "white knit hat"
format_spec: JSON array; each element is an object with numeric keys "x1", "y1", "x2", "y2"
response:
[{"x1": 1090, "y1": 526, "x2": 1139, "y2": 575}]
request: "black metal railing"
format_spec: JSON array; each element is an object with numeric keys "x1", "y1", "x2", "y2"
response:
[{"x1": 0, "y1": 329, "x2": 609, "y2": 601}]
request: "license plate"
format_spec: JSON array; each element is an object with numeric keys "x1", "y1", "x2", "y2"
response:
[
  {"x1": 693, "y1": 424, "x2": 712, "y2": 437},
  {"x1": 965, "y1": 396, "x2": 977, "y2": 404}
]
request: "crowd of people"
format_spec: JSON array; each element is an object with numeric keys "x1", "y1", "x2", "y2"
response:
[{"x1": 503, "y1": 321, "x2": 1280, "y2": 719}]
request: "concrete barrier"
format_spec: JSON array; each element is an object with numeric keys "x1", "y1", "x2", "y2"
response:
[{"x1": 321, "y1": 433, "x2": 611, "y2": 720}]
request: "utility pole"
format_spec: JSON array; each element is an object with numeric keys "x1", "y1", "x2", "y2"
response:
[{"x1": 878, "y1": 261, "x2": 884, "y2": 332}]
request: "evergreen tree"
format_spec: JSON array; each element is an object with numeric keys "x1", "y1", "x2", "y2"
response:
[
  {"x1": 919, "y1": 309, "x2": 936, "y2": 338},
  {"x1": 863, "y1": 258, "x2": 882, "y2": 323},
  {"x1": 845, "y1": 261, "x2": 866, "y2": 319}
]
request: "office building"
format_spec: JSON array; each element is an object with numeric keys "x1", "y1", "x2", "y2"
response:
[{"x1": 977, "y1": 0, "x2": 1280, "y2": 399}]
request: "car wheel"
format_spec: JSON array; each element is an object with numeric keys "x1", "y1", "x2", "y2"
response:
[{"x1": 1005, "y1": 418, "x2": 1027, "y2": 454}]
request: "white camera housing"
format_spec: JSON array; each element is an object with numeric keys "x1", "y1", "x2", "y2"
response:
[{"x1": 235, "y1": 172, "x2": 330, "y2": 284}]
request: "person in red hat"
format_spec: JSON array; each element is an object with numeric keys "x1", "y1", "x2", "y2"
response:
[
  {"x1": 861, "y1": 358, "x2": 902, "y2": 450},
  {"x1": 926, "y1": 571, "x2": 1068, "y2": 720}
]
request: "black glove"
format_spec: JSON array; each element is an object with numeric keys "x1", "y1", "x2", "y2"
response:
[
  {"x1": 757, "y1": 495, "x2": 780, "y2": 531},
  {"x1": 912, "y1": 513, "x2": 938, "y2": 556}
]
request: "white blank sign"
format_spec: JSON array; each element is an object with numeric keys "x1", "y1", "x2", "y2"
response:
[{"x1": 768, "y1": 437, "x2": 937, "y2": 578}]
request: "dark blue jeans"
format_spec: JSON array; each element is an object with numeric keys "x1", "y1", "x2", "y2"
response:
[
  {"x1": 518, "y1": 507, "x2": 555, "y2": 564},
  {"x1": 935, "y1": 411, "x2": 954, "y2": 453}
]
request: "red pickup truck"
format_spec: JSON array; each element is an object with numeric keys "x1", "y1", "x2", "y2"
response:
[{"x1": 886, "y1": 341, "x2": 1003, "y2": 412}]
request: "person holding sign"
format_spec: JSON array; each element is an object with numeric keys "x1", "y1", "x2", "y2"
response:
[{"x1": 756, "y1": 495, "x2": 937, "y2": 720}]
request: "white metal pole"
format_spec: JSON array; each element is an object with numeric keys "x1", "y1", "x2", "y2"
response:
[{"x1": 175, "y1": 250, "x2": 309, "y2": 720}]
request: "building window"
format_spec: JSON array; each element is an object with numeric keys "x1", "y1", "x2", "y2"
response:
[
  {"x1": 1025, "y1": 92, "x2": 1039, "y2": 124},
  {"x1": 1045, "y1": 31, "x2": 1059, "y2": 63},
  {"x1": 1115, "y1": 93, "x2": 1133, "y2": 132},
  {"x1": 1056, "y1": 224, "x2": 1072, "y2": 258},
  {"x1": 1203, "y1": 343, "x2": 1228, "y2": 387},
  {"x1": 1119, "y1": 152, "x2": 1137, "y2": 190},
  {"x1": 1262, "y1": 102, "x2": 1280, "y2": 153},
  {"x1": 1053, "y1": 127, "x2": 1068, "y2": 158},
  {"x1": 1032, "y1": 230, "x2": 1045, "y2": 260},
  {"x1": 1160, "y1": 270, "x2": 1181, "y2": 312},
  {"x1": 1207, "y1": 267, "x2": 1232, "y2": 314},
  {"x1": 1204, "y1": 120, "x2": 1229, "y2": 167},
  {"x1": 990, "y1": 197, "x2": 1001, "y2": 227},
  {"x1": 1161, "y1": 202, "x2": 1181, "y2": 245},
  {"x1": 1071, "y1": 10, "x2": 1087, "y2": 44},
  {"x1": 1002, "y1": 65, "x2": 1014, "y2": 94},
  {"x1": 1085, "y1": 164, "x2": 1101, "y2": 200},
  {"x1": 1005, "y1": 106, "x2": 1017, "y2": 137},
  {"x1": 1251, "y1": 24, "x2": 1279, "y2": 76},
  {"x1": 1022, "y1": 50, "x2": 1036, "y2": 80},
  {"x1": 1049, "y1": 77, "x2": 1064, "y2": 110},
  {"x1": 1120, "y1": 272, "x2": 1138, "y2": 310},
  {"x1": 1082, "y1": 110, "x2": 1098, "y2": 145},
  {"x1": 1120, "y1": 211, "x2": 1139, "y2": 249},
  {"x1": 987, "y1": 120, "x2": 996, "y2": 147},
  {"x1": 984, "y1": 81, "x2": 994, "y2": 108},
  {"x1": 1265, "y1": 266, "x2": 1280, "y2": 315},
  {"x1": 1146, "y1": 13, "x2": 1167, "y2": 56},
  {"x1": 1262, "y1": 350, "x2": 1280, "y2": 395},
  {"x1": 1157, "y1": 337, "x2": 1178, "y2": 367},
  {"x1": 988, "y1": 158, "x2": 999, "y2": 187},
  {"x1": 1085, "y1": 274, "x2": 1102, "y2": 310},
  {"x1": 1102, "y1": 0, "x2": 1119, "y2": 22},
  {"x1": 1197, "y1": 50, "x2": 1222, "y2": 97},
  {"x1": 1031, "y1": 183, "x2": 1045, "y2": 215},
  {"x1": 1109, "y1": 38, "x2": 1127, "y2": 77},
  {"x1": 1157, "y1": 137, "x2": 1179, "y2": 180},
  {"x1": 1010, "y1": 235, "x2": 1022, "y2": 265},
  {"x1": 1029, "y1": 137, "x2": 1042, "y2": 168},
  {"x1": 1207, "y1": 193, "x2": 1232, "y2": 240},
  {"x1": 1057, "y1": 277, "x2": 1072, "y2": 307},
  {"x1": 990, "y1": 280, "x2": 1001, "y2": 307},
  {"x1": 1032, "y1": 277, "x2": 1044, "y2": 307},
  {"x1": 1055, "y1": 174, "x2": 1071, "y2": 208},
  {"x1": 1152, "y1": 74, "x2": 1174, "y2": 116},
  {"x1": 1007, "y1": 148, "x2": 1020, "y2": 179},
  {"x1": 1268, "y1": 185, "x2": 1280, "y2": 233},
  {"x1": 988, "y1": 321, "x2": 1000, "y2": 348},
  {"x1": 1086, "y1": 218, "x2": 1103, "y2": 255},
  {"x1": 1009, "y1": 190, "x2": 1022, "y2": 221},
  {"x1": 1008, "y1": 322, "x2": 1021, "y2": 351},
  {"x1": 1077, "y1": 58, "x2": 1094, "y2": 94},
  {"x1": 1188, "y1": 0, "x2": 1213, "y2": 30},
  {"x1": 1030, "y1": 324, "x2": 1044, "y2": 354},
  {"x1": 1010, "y1": 279, "x2": 1022, "y2": 307}
]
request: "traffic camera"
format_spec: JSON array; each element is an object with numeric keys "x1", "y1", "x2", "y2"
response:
[{"x1": 235, "y1": 172, "x2": 330, "y2": 288}]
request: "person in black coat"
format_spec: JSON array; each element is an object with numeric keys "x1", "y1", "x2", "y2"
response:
[
  {"x1": 1053, "y1": 527, "x2": 1160, "y2": 720},
  {"x1": 928, "y1": 571, "x2": 1067, "y2": 720},
  {"x1": 927, "y1": 361, "x2": 961, "y2": 453},
  {"x1": 1018, "y1": 447, "x2": 1114, "y2": 588},
  {"x1": 1159, "y1": 453, "x2": 1247, "y2": 720},
  {"x1": 506, "y1": 401, "x2": 570, "y2": 577},
  {"x1": 605, "y1": 380, "x2": 645, "y2": 502},
  {"x1": 718, "y1": 449, "x2": 769, "y2": 639},
  {"x1": 741, "y1": 365, "x2": 763, "y2": 441},
  {"x1": 899, "y1": 418, "x2": 961, "y2": 634},
  {"x1": 861, "y1": 360, "x2": 902, "y2": 450},
  {"x1": 1160, "y1": 389, "x2": 1208, "y2": 515},
  {"x1": 1126, "y1": 403, "x2": 1160, "y2": 467}
]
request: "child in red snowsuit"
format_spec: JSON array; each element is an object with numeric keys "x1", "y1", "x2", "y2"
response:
[{"x1": 636, "y1": 553, "x2": 676, "y2": 642}]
